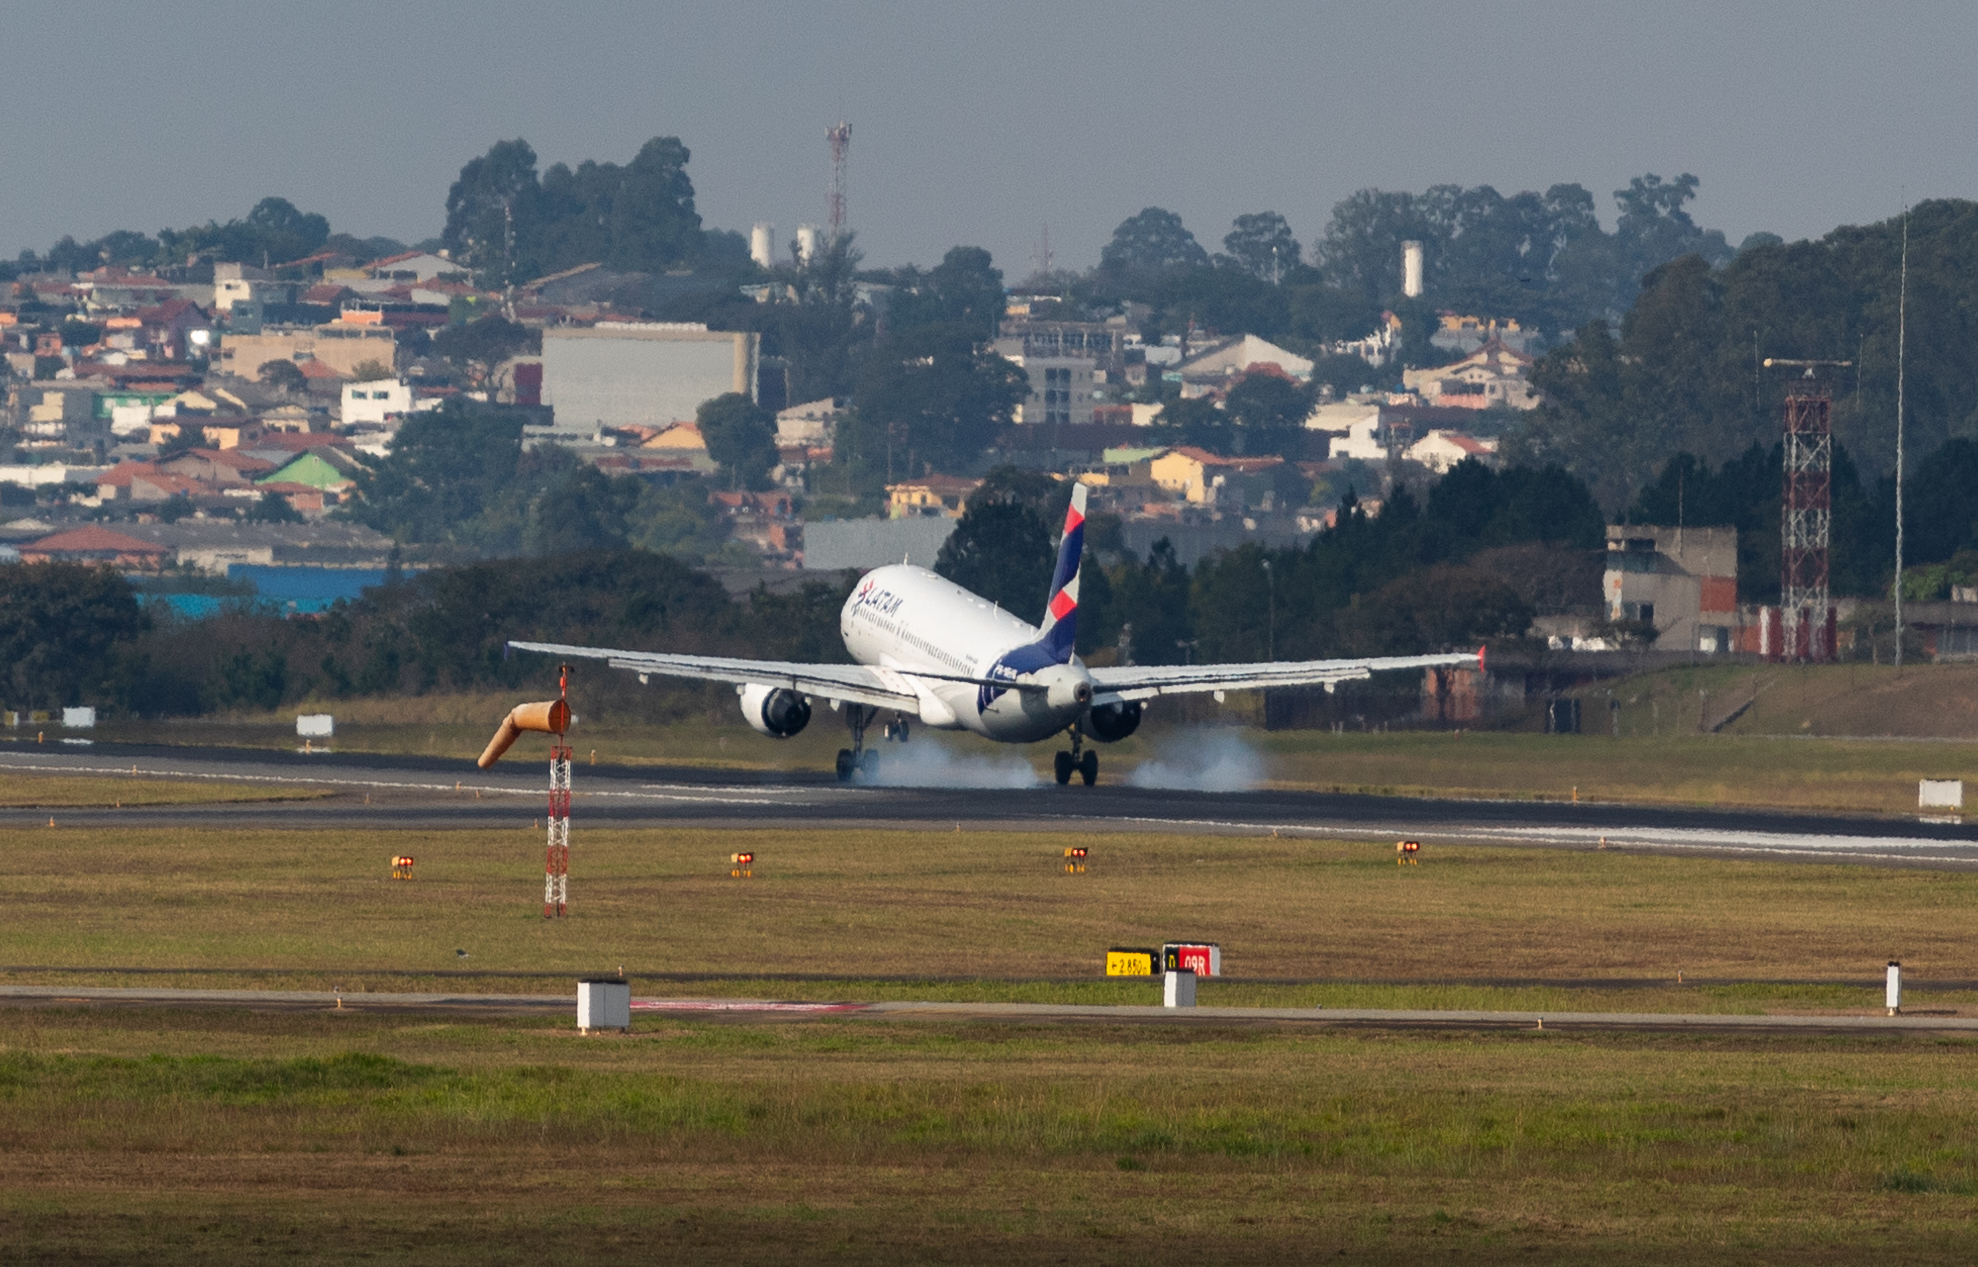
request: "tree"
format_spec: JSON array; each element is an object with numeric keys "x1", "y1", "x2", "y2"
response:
[
  {"x1": 350, "y1": 359, "x2": 393, "y2": 384},
  {"x1": 1220, "y1": 212, "x2": 1301, "y2": 282},
  {"x1": 442, "y1": 138, "x2": 540, "y2": 287},
  {"x1": 850, "y1": 324, "x2": 1028, "y2": 476},
  {"x1": 887, "y1": 246, "x2": 1006, "y2": 341},
  {"x1": 935, "y1": 499, "x2": 1054, "y2": 618},
  {"x1": 1100, "y1": 208, "x2": 1209, "y2": 278},
  {"x1": 0, "y1": 562, "x2": 148, "y2": 709},
  {"x1": 432, "y1": 315, "x2": 538, "y2": 387},
  {"x1": 1151, "y1": 396, "x2": 1232, "y2": 452},
  {"x1": 524, "y1": 465, "x2": 643, "y2": 555},
  {"x1": 351, "y1": 401, "x2": 527, "y2": 542},
  {"x1": 246, "y1": 490, "x2": 303, "y2": 523},
  {"x1": 257, "y1": 360, "x2": 306, "y2": 393},
  {"x1": 1222, "y1": 370, "x2": 1312, "y2": 457},
  {"x1": 696, "y1": 392, "x2": 778, "y2": 489},
  {"x1": 444, "y1": 135, "x2": 709, "y2": 286}
]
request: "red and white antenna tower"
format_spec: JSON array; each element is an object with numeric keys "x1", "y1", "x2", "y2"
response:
[
  {"x1": 826, "y1": 121, "x2": 851, "y2": 240},
  {"x1": 545, "y1": 664, "x2": 571, "y2": 917},
  {"x1": 1766, "y1": 358, "x2": 1850, "y2": 661}
]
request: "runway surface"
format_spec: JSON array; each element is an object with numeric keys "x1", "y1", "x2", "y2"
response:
[
  {"x1": 3, "y1": 983, "x2": 1970, "y2": 1035},
  {"x1": 4, "y1": 738, "x2": 1978, "y2": 868}
]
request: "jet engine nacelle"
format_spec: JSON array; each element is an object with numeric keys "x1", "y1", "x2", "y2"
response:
[
  {"x1": 1086, "y1": 698, "x2": 1142, "y2": 742},
  {"x1": 740, "y1": 684, "x2": 812, "y2": 738}
]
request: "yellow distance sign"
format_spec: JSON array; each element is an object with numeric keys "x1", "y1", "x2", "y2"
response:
[{"x1": 1106, "y1": 949, "x2": 1155, "y2": 977}]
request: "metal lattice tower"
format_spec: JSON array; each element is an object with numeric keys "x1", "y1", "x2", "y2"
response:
[
  {"x1": 1780, "y1": 378, "x2": 1834, "y2": 661},
  {"x1": 826, "y1": 121, "x2": 851, "y2": 240},
  {"x1": 544, "y1": 665, "x2": 571, "y2": 917}
]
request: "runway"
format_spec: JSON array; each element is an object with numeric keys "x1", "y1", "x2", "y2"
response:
[
  {"x1": 4, "y1": 738, "x2": 1978, "y2": 868},
  {"x1": 2, "y1": 983, "x2": 1971, "y2": 1036}
]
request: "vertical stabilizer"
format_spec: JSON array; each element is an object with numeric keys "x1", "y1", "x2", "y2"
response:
[{"x1": 1037, "y1": 483, "x2": 1087, "y2": 662}]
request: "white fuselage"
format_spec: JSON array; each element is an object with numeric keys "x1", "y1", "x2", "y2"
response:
[{"x1": 839, "y1": 564, "x2": 1091, "y2": 743}]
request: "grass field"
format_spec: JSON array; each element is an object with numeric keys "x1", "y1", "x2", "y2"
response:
[
  {"x1": 0, "y1": 772, "x2": 326, "y2": 807},
  {"x1": 5, "y1": 1009, "x2": 1978, "y2": 1262},
  {"x1": 8, "y1": 824, "x2": 1978, "y2": 1259},
  {"x1": 6, "y1": 825, "x2": 1977, "y2": 1005}
]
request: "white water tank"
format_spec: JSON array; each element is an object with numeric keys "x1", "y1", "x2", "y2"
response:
[
  {"x1": 1402, "y1": 240, "x2": 1424, "y2": 298},
  {"x1": 750, "y1": 222, "x2": 775, "y2": 269},
  {"x1": 796, "y1": 225, "x2": 821, "y2": 264}
]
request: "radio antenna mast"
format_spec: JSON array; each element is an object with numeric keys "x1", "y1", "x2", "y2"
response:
[
  {"x1": 1895, "y1": 204, "x2": 1909, "y2": 669},
  {"x1": 826, "y1": 121, "x2": 851, "y2": 241}
]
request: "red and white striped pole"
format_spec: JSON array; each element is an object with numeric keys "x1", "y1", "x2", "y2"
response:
[{"x1": 545, "y1": 664, "x2": 571, "y2": 918}]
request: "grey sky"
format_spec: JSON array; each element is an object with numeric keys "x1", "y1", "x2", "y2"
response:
[{"x1": 4, "y1": 1, "x2": 1971, "y2": 275}]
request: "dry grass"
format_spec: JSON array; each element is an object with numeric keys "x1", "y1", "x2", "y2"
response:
[
  {"x1": 8, "y1": 824, "x2": 1978, "y2": 1258},
  {"x1": 4, "y1": 825, "x2": 1977, "y2": 1003}
]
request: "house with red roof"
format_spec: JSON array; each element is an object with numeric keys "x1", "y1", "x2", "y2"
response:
[
  {"x1": 1405, "y1": 429, "x2": 1500, "y2": 473},
  {"x1": 19, "y1": 525, "x2": 172, "y2": 569}
]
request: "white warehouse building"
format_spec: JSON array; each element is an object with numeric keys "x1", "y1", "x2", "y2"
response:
[{"x1": 541, "y1": 323, "x2": 760, "y2": 434}]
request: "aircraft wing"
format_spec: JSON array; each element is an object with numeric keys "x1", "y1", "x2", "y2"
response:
[
  {"x1": 506, "y1": 640, "x2": 1045, "y2": 716},
  {"x1": 1088, "y1": 649, "x2": 1483, "y2": 704}
]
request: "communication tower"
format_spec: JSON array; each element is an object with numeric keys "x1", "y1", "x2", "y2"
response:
[
  {"x1": 1766, "y1": 359, "x2": 1849, "y2": 660},
  {"x1": 826, "y1": 121, "x2": 851, "y2": 240}
]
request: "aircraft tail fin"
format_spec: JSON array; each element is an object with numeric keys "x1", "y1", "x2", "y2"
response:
[{"x1": 1037, "y1": 483, "x2": 1087, "y2": 663}]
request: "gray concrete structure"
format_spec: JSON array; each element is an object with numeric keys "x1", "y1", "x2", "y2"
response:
[
  {"x1": 541, "y1": 324, "x2": 758, "y2": 435},
  {"x1": 802, "y1": 516, "x2": 955, "y2": 572}
]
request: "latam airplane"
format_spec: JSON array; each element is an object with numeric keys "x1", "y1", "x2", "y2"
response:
[{"x1": 512, "y1": 485, "x2": 1480, "y2": 784}]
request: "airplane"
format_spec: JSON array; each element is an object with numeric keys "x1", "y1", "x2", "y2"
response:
[{"x1": 510, "y1": 483, "x2": 1481, "y2": 785}]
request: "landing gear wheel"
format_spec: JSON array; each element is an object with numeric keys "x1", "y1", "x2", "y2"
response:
[
  {"x1": 1079, "y1": 749, "x2": 1098, "y2": 787},
  {"x1": 897, "y1": 718, "x2": 910, "y2": 743},
  {"x1": 1054, "y1": 751, "x2": 1074, "y2": 785},
  {"x1": 861, "y1": 749, "x2": 880, "y2": 779},
  {"x1": 835, "y1": 749, "x2": 854, "y2": 782}
]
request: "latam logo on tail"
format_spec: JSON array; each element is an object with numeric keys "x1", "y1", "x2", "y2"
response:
[{"x1": 509, "y1": 482, "x2": 1478, "y2": 785}]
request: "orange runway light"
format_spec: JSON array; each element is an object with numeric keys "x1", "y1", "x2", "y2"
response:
[
  {"x1": 1396, "y1": 840, "x2": 1421, "y2": 866},
  {"x1": 391, "y1": 855, "x2": 415, "y2": 880},
  {"x1": 730, "y1": 851, "x2": 755, "y2": 878},
  {"x1": 1062, "y1": 845, "x2": 1088, "y2": 875}
]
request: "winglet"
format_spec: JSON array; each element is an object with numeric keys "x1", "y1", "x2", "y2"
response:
[
  {"x1": 1037, "y1": 483, "x2": 1088, "y2": 663},
  {"x1": 1477, "y1": 644, "x2": 1486, "y2": 672}
]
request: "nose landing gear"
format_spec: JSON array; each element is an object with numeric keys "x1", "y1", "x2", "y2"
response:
[{"x1": 1054, "y1": 725, "x2": 1098, "y2": 786}]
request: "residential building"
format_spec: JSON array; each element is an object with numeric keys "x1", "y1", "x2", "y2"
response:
[
  {"x1": 1406, "y1": 429, "x2": 1499, "y2": 472},
  {"x1": 776, "y1": 397, "x2": 845, "y2": 447},
  {"x1": 1401, "y1": 337, "x2": 1540, "y2": 411},
  {"x1": 218, "y1": 321, "x2": 397, "y2": 382},
  {"x1": 363, "y1": 252, "x2": 469, "y2": 285},
  {"x1": 1175, "y1": 334, "x2": 1314, "y2": 384},
  {"x1": 18, "y1": 525, "x2": 172, "y2": 569},
  {"x1": 1430, "y1": 314, "x2": 1540, "y2": 356},
  {"x1": 1148, "y1": 446, "x2": 1285, "y2": 508},
  {"x1": 541, "y1": 323, "x2": 759, "y2": 435},
  {"x1": 993, "y1": 320, "x2": 1136, "y2": 427},
  {"x1": 212, "y1": 263, "x2": 292, "y2": 313},
  {"x1": 340, "y1": 378, "x2": 438, "y2": 427},
  {"x1": 887, "y1": 475, "x2": 982, "y2": 519},
  {"x1": 1603, "y1": 526, "x2": 1739, "y2": 653}
]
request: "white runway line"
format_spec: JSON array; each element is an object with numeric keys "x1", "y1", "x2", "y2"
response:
[
  {"x1": 1104, "y1": 813, "x2": 1978, "y2": 865},
  {"x1": 0, "y1": 754, "x2": 808, "y2": 807}
]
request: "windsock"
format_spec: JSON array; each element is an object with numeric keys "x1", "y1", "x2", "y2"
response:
[{"x1": 477, "y1": 700, "x2": 570, "y2": 768}]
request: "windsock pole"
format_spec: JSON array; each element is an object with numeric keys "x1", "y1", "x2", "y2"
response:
[{"x1": 545, "y1": 665, "x2": 571, "y2": 918}]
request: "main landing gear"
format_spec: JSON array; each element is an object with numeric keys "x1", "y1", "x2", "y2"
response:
[
  {"x1": 838, "y1": 706, "x2": 909, "y2": 782},
  {"x1": 835, "y1": 704, "x2": 878, "y2": 783},
  {"x1": 1054, "y1": 725, "x2": 1098, "y2": 787}
]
